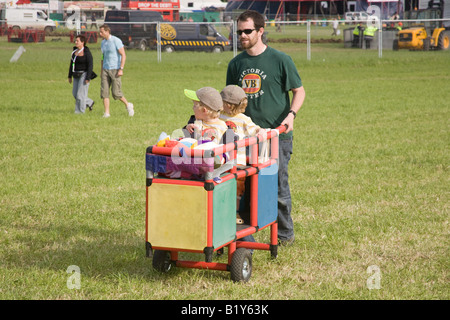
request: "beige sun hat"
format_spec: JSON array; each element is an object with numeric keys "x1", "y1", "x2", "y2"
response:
[
  {"x1": 184, "y1": 87, "x2": 223, "y2": 111},
  {"x1": 220, "y1": 85, "x2": 247, "y2": 104}
]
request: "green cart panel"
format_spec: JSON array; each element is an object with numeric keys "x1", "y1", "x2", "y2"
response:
[{"x1": 213, "y1": 178, "x2": 237, "y2": 248}]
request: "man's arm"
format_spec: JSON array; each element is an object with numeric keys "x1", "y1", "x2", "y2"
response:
[
  {"x1": 117, "y1": 46, "x2": 126, "y2": 76},
  {"x1": 281, "y1": 86, "x2": 306, "y2": 133},
  {"x1": 226, "y1": 63, "x2": 238, "y2": 86}
]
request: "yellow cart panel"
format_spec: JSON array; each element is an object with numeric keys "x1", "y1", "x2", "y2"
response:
[{"x1": 147, "y1": 183, "x2": 208, "y2": 251}]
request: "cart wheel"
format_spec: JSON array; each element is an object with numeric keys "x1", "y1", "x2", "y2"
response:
[
  {"x1": 270, "y1": 244, "x2": 278, "y2": 259},
  {"x1": 230, "y1": 248, "x2": 252, "y2": 282},
  {"x1": 152, "y1": 250, "x2": 173, "y2": 273}
]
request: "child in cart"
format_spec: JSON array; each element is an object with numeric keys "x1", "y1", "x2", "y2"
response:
[
  {"x1": 184, "y1": 87, "x2": 228, "y2": 144},
  {"x1": 219, "y1": 85, "x2": 262, "y2": 225},
  {"x1": 219, "y1": 85, "x2": 261, "y2": 166},
  {"x1": 153, "y1": 87, "x2": 230, "y2": 180}
]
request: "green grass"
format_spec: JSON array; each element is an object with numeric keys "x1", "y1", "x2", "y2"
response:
[{"x1": 0, "y1": 36, "x2": 449, "y2": 300}]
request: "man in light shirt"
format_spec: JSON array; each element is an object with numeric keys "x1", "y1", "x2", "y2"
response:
[{"x1": 99, "y1": 24, "x2": 134, "y2": 118}]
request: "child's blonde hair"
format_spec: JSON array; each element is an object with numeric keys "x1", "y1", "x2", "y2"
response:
[
  {"x1": 197, "y1": 101, "x2": 221, "y2": 118},
  {"x1": 223, "y1": 97, "x2": 248, "y2": 117}
]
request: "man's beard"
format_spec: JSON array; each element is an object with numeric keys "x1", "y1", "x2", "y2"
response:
[{"x1": 240, "y1": 36, "x2": 258, "y2": 50}]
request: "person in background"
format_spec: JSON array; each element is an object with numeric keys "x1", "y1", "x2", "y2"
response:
[
  {"x1": 332, "y1": 18, "x2": 339, "y2": 36},
  {"x1": 352, "y1": 22, "x2": 363, "y2": 47},
  {"x1": 91, "y1": 13, "x2": 98, "y2": 30},
  {"x1": 363, "y1": 25, "x2": 378, "y2": 49},
  {"x1": 98, "y1": 24, "x2": 134, "y2": 118},
  {"x1": 68, "y1": 34, "x2": 96, "y2": 114}
]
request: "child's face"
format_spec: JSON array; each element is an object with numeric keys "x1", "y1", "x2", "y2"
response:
[
  {"x1": 222, "y1": 102, "x2": 232, "y2": 114},
  {"x1": 193, "y1": 101, "x2": 208, "y2": 121}
]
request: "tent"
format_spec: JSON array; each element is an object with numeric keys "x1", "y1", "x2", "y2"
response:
[
  {"x1": 225, "y1": 0, "x2": 345, "y2": 20},
  {"x1": 225, "y1": 0, "x2": 404, "y2": 20}
]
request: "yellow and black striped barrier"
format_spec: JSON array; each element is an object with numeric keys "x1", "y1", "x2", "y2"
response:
[{"x1": 158, "y1": 40, "x2": 230, "y2": 48}]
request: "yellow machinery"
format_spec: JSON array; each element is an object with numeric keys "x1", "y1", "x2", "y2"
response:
[{"x1": 395, "y1": 1, "x2": 450, "y2": 51}]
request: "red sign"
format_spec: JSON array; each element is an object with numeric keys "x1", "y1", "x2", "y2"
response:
[{"x1": 137, "y1": 2, "x2": 176, "y2": 9}]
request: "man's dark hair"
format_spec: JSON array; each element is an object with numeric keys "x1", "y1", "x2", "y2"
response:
[{"x1": 237, "y1": 10, "x2": 265, "y2": 30}]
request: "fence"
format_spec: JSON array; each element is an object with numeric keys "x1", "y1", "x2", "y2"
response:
[
  {"x1": 6, "y1": 28, "x2": 45, "y2": 43},
  {"x1": 254, "y1": 18, "x2": 450, "y2": 59},
  {"x1": 1, "y1": 18, "x2": 449, "y2": 61}
]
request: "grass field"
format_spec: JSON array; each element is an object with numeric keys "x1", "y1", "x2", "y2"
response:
[{"x1": 0, "y1": 35, "x2": 448, "y2": 301}]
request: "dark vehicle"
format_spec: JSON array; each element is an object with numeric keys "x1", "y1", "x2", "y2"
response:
[
  {"x1": 159, "y1": 23, "x2": 231, "y2": 53},
  {"x1": 105, "y1": 10, "x2": 163, "y2": 51}
]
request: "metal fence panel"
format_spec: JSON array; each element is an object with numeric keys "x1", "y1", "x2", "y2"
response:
[{"x1": 1, "y1": 17, "x2": 449, "y2": 62}]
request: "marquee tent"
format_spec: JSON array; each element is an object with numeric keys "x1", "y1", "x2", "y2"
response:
[{"x1": 225, "y1": 0, "x2": 404, "y2": 20}]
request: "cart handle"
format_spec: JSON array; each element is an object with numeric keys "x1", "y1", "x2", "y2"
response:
[
  {"x1": 276, "y1": 124, "x2": 288, "y2": 134},
  {"x1": 147, "y1": 125, "x2": 288, "y2": 158}
]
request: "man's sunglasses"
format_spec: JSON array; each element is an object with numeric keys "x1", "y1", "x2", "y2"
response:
[{"x1": 237, "y1": 29, "x2": 257, "y2": 36}]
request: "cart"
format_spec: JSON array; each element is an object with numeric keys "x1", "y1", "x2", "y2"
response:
[{"x1": 145, "y1": 125, "x2": 286, "y2": 282}]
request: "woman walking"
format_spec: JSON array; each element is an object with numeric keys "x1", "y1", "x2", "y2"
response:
[{"x1": 68, "y1": 34, "x2": 96, "y2": 114}]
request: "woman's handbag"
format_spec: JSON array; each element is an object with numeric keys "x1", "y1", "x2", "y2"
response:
[{"x1": 72, "y1": 71, "x2": 83, "y2": 78}]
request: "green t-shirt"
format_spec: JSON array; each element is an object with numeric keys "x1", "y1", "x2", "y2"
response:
[{"x1": 226, "y1": 46, "x2": 302, "y2": 139}]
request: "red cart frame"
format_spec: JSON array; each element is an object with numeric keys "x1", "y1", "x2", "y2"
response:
[{"x1": 145, "y1": 125, "x2": 286, "y2": 282}]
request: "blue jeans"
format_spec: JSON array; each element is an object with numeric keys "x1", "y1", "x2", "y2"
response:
[
  {"x1": 277, "y1": 138, "x2": 294, "y2": 240},
  {"x1": 72, "y1": 72, "x2": 93, "y2": 114}
]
